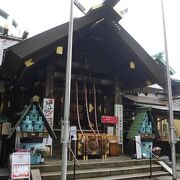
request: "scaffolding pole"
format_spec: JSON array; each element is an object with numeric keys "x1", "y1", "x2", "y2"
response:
[
  {"x1": 161, "y1": 0, "x2": 176, "y2": 179},
  {"x1": 61, "y1": 0, "x2": 74, "y2": 180}
]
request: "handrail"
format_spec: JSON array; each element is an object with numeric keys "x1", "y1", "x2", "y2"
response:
[
  {"x1": 69, "y1": 141, "x2": 79, "y2": 180},
  {"x1": 129, "y1": 136, "x2": 159, "y2": 159},
  {"x1": 130, "y1": 136, "x2": 158, "y2": 178},
  {"x1": 68, "y1": 143, "x2": 80, "y2": 167}
]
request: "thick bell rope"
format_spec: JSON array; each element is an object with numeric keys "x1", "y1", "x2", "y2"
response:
[
  {"x1": 75, "y1": 82, "x2": 85, "y2": 142},
  {"x1": 93, "y1": 83, "x2": 100, "y2": 134}
]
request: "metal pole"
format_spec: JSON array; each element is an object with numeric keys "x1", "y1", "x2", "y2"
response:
[
  {"x1": 150, "y1": 151, "x2": 152, "y2": 178},
  {"x1": 61, "y1": 0, "x2": 74, "y2": 180},
  {"x1": 161, "y1": 0, "x2": 176, "y2": 179},
  {"x1": 149, "y1": 145, "x2": 152, "y2": 178},
  {"x1": 73, "y1": 139, "x2": 76, "y2": 180}
]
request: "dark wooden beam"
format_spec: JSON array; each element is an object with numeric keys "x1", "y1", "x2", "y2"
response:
[
  {"x1": 114, "y1": 80, "x2": 122, "y2": 104},
  {"x1": 45, "y1": 65, "x2": 54, "y2": 98},
  {"x1": 54, "y1": 72, "x2": 113, "y2": 85},
  {"x1": 56, "y1": 59, "x2": 115, "y2": 77}
]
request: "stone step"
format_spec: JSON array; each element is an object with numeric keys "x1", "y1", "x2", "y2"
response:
[
  {"x1": 0, "y1": 168, "x2": 9, "y2": 180},
  {"x1": 77, "y1": 171, "x2": 170, "y2": 180},
  {"x1": 32, "y1": 159, "x2": 157, "y2": 172},
  {"x1": 40, "y1": 164, "x2": 162, "y2": 180}
]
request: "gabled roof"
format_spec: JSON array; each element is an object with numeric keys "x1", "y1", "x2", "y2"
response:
[
  {"x1": 123, "y1": 94, "x2": 180, "y2": 112},
  {"x1": 155, "y1": 58, "x2": 175, "y2": 75},
  {"x1": 2, "y1": 5, "x2": 119, "y2": 76},
  {"x1": 7, "y1": 101, "x2": 57, "y2": 140},
  {"x1": 171, "y1": 79, "x2": 180, "y2": 96},
  {"x1": 127, "y1": 108, "x2": 159, "y2": 139},
  {"x1": 127, "y1": 109, "x2": 147, "y2": 139},
  {"x1": 1, "y1": 3, "x2": 166, "y2": 89},
  {"x1": 103, "y1": 0, "x2": 120, "y2": 7}
]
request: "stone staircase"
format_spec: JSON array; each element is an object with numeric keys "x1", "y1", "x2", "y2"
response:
[
  {"x1": 0, "y1": 168, "x2": 9, "y2": 180},
  {"x1": 31, "y1": 158, "x2": 170, "y2": 180}
]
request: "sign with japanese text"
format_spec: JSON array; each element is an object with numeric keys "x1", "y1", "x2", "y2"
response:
[
  {"x1": 107, "y1": 126, "x2": 114, "y2": 135},
  {"x1": 135, "y1": 135, "x2": 142, "y2": 159},
  {"x1": 114, "y1": 104, "x2": 123, "y2": 145},
  {"x1": 101, "y1": 116, "x2": 118, "y2": 124},
  {"x1": 2, "y1": 122, "x2": 11, "y2": 135},
  {"x1": 70, "y1": 126, "x2": 77, "y2": 140},
  {"x1": 11, "y1": 152, "x2": 30, "y2": 179},
  {"x1": 43, "y1": 98, "x2": 54, "y2": 127},
  {"x1": 43, "y1": 98, "x2": 54, "y2": 151}
]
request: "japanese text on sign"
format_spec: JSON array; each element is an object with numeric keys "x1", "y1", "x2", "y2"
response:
[
  {"x1": 114, "y1": 104, "x2": 123, "y2": 145},
  {"x1": 101, "y1": 116, "x2": 118, "y2": 124},
  {"x1": 43, "y1": 98, "x2": 54, "y2": 127},
  {"x1": 11, "y1": 152, "x2": 30, "y2": 179}
]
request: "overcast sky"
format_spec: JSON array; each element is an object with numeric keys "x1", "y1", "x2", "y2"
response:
[{"x1": 1, "y1": 0, "x2": 180, "y2": 79}]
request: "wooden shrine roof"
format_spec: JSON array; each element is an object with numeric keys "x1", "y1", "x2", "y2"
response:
[{"x1": 1, "y1": 1, "x2": 166, "y2": 89}]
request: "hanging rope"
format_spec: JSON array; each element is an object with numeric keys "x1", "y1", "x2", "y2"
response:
[
  {"x1": 84, "y1": 83, "x2": 96, "y2": 136},
  {"x1": 93, "y1": 83, "x2": 100, "y2": 134},
  {"x1": 75, "y1": 82, "x2": 84, "y2": 137},
  {"x1": 84, "y1": 82, "x2": 101, "y2": 153}
]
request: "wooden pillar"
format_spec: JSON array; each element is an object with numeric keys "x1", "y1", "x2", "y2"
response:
[
  {"x1": 20, "y1": 87, "x2": 25, "y2": 111},
  {"x1": 45, "y1": 65, "x2": 54, "y2": 98},
  {"x1": 44, "y1": 65, "x2": 55, "y2": 156},
  {"x1": 114, "y1": 80, "x2": 122, "y2": 104},
  {"x1": 114, "y1": 80, "x2": 123, "y2": 154},
  {"x1": 1, "y1": 83, "x2": 10, "y2": 115}
]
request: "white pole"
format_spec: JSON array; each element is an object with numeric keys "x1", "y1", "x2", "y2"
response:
[
  {"x1": 161, "y1": 0, "x2": 176, "y2": 179},
  {"x1": 61, "y1": 0, "x2": 74, "y2": 180}
]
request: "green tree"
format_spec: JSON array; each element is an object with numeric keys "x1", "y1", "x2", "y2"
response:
[{"x1": 152, "y1": 51, "x2": 164, "y2": 60}]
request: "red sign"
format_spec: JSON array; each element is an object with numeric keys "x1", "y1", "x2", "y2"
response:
[
  {"x1": 12, "y1": 164, "x2": 30, "y2": 179},
  {"x1": 101, "y1": 116, "x2": 118, "y2": 124}
]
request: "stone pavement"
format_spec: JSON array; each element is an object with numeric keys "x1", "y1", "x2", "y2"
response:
[
  {"x1": 1, "y1": 170, "x2": 180, "y2": 180},
  {"x1": 1, "y1": 162, "x2": 180, "y2": 179},
  {"x1": 0, "y1": 168, "x2": 9, "y2": 175}
]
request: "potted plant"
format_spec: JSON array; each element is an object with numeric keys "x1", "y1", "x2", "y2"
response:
[
  {"x1": 30, "y1": 146, "x2": 48, "y2": 164},
  {"x1": 37, "y1": 146, "x2": 48, "y2": 163},
  {"x1": 152, "y1": 146, "x2": 161, "y2": 157}
]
